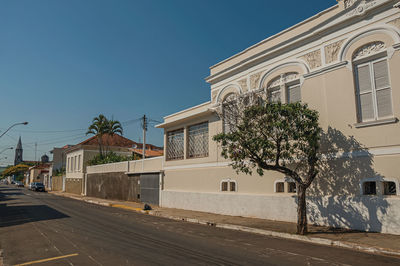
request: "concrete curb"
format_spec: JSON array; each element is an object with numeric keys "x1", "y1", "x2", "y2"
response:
[{"x1": 51, "y1": 192, "x2": 400, "y2": 258}]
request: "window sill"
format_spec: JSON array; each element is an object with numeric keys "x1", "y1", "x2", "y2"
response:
[{"x1": 354, "y1": 117, "x2": 398, "y2": 128}]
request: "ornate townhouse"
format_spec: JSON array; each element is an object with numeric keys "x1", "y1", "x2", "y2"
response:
[{"x1": 156, "y1": 0, "x2": 400, "y2": 235}]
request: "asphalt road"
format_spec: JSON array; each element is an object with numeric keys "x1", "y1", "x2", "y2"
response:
[{"x1": 0, "y1": 185, "x2": 399, "y2": 266}]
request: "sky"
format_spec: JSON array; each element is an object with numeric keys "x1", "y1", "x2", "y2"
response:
[{"x1": 0, "y1": 0, "x2": 337, "y2": 165}]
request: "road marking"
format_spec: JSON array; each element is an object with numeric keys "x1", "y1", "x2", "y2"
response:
[{"x1": 14, "y1": 253, "x2": 79, "y2": 265}]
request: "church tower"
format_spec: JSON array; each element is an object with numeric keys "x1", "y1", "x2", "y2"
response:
[{"x1": 14, "y1": 137, "x2": 23, "y2": 166}]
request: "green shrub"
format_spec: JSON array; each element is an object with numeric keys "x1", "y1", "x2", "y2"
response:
[{"x1": 87, "y1": 152, "x2": 141, "y2": 166}]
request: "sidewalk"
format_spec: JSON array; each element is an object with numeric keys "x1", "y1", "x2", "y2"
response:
[{"x1": 49, "y1": 191, "x2": 400, "y2": 257}]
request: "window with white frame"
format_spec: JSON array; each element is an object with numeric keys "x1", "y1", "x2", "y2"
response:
[
  {"x1": 166, "y1": 129, "x2": 184, "y2": 160},
  {"x1": 383, "y1": 181, "x2": 397, "y2": 196},
  {"x1": 354, "y1": 55, "x2": 393, "y2": 123},
  {"x1": 67, "y1": 158, "x2": 70, "y2": 173},
  {"x1": 275, "y1": 182, "x2": 285, "y2": 193},
  {"x1": 222, "y1": 93, "x2": 238, "y2": 133},
  {"x1": 288, "y1": 182, "x2": 297, "y2": 193},
  {"x1": 188, "y1": 122, "x2": 209, "y2": 158},
  {"x1": 221, "y1": 179, "x2": 237, "y2": 192},
  {"x1": 267, "y1": 72, "x2": 301, "y2": 104},
  {"x1": 78, "y1": 155, "x2": 81, "y2": 171},
  {"x1": 363, "y1": 181, "x2": 376, "y2": 195}
]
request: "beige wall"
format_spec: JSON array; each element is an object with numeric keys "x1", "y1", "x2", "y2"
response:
[{"x1": 159, "y1": 2, "x2": 400, "y2": 198}]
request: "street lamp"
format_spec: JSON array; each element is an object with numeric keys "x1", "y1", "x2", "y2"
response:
[
  {"x1": 0, "y1": 147, "x2": 13, "y2": 155},
  {"x1": 0, "y1": 122, "x2": 29, "y2": 139}
]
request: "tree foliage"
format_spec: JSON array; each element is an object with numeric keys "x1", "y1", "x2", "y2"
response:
[
  {"x1": 87, "y1": 151, "x2": 141, "y2": 166},
  {"x1": 86, "y1": 114, "x2": 123, "y2": 157},
  {"x1": 1, "y1": 164, "x2": 30, "y2": 177},
  {"x1": 214, "y1": 99, "x2": 321, "y2": 235}
]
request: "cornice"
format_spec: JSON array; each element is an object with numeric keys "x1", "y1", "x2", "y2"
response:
[{"x1": 205, "y1": 0, "x2": 396, "y2": 85}]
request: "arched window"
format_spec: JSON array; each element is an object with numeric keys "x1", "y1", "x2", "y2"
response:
[
  {"x1": 353, "y1": 42, "x2": 393, "y2": 123},
  {"x1": 266, "y1": 72, "x2": 301, "y2": 103},
  {"x1": 222, "y1": 93, "x2": 238, "y2": 133}
]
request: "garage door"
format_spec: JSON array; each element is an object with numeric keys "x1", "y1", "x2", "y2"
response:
[{"x1": 140, "y1": 173, "x2": 160, "y2": 205}]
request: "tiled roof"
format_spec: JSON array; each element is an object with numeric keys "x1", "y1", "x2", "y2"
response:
[
  {"x1": 79, "y1": 134, "x2": 137, "y2": 148},
  {"x1": 131, "y1": 148, "x2": 163, "y2": 158}
]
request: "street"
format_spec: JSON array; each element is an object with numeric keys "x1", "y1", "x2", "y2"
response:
[{"x1": 0, "y1": 185, "x2": 399, "y2": 266}]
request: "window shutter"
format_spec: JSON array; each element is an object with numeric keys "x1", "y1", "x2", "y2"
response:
[
  {"x1": 373, "y1": 60, "x2": 390, "y2": 89},
  {"x1": 288, "y1": 85, "x2": 301, "y2": 103},
  {"x1": 359, "y1": 93, "x2": 374, "y2": 121},
  {"x1": 357, "y1": 65, "x2": 372, "y2": 93},
  {"x1": 376, "y1": 88, "x2": 393, "y2": 118}
]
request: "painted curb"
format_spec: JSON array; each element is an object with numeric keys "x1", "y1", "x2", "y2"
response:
[{"x1": 51, "y1": 192, "x2": 400, "y2": 258}]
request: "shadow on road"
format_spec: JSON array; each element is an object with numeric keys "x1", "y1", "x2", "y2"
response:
[
  {"x1": 0, "y1": 185, "x2": 69, "y2": 227},
  {"x1": 0, "y1": 203, "x2": 70, "y2": 227}
]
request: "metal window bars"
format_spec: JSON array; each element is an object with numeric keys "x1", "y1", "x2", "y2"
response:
[
  {"x1": 188, "y1": 122, "x2": 209, "y2": 158},
  {"x1": 166, "y1": 129, "x2": 184, "y2": 160}
]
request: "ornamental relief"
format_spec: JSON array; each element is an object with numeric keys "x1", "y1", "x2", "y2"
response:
[
  {"x1": 300, "y1": 50, "x2": 322, "y2": 69},
  {"x1": 344, "y1": 0, "x2": 357, "y2": 9},
  {"x1": 325, "y1": 40, "x2": 345, "y2": 64},
  {"x1": 352, "y1": 41, "x2": 386, "y2": 60},
  {"x1": 345, "y1": 0, "x2": 377, "y2": 17},
  {"x1": 238, "y1": 78, "x2": 248, "y2": 92},
  {"x1": 250, "y1": 72, "x2": 262, "y2": 90},
  {"x1": 267, "y1": 72, "x2": 299, "y2": 89},
  {"x1": 211, "y1": 90, "x2": 218, "y2": 103},
  {"x1": 388, "y1": 18, "x2": 400, "y2": 29}
]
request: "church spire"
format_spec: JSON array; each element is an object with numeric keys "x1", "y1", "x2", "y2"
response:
[{"x1": 14, "y1": 137, "x2": 23, "y2": 166}]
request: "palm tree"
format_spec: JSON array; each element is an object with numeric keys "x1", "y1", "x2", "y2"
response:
[
  {"x1": 86, "y1": 115, "x2": 124, "y2": 157},
  {"x1": 86, "y1": 114, "x2": 109, "y2": 157},
  {"x1": 104, "y1": 119, "x2": 123, "y2": 154}
]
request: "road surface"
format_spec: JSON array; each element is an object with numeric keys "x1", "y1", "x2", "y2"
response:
[{"x1": 0, "y1": 185, "x2": 398, "y2": 265}]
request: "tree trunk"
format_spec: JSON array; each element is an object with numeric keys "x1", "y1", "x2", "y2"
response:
[{"x1": 297, "y1": 184, "x2": 308, "y2": 235}]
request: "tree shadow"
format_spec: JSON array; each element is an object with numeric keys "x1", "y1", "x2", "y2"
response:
[
  {"x1": 0, "y1": 186, "x2": 69, "y2": 227},
  {"x1": 0, "y1": 203, "x2": 70, "y2": 227},
  {"x1": 305, "y1": 126, "x2": 393, "y2": 233}
]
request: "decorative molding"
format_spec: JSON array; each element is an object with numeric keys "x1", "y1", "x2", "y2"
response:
[
  {"x1": 388, "y1": 17, "x2": 400, "y2": 29},
  {"x1": 304, "y1": 61, "x2": 348, "y2": 79},
  {"x1": 211, "y1": 90, "x2": 218, "y2": 103},
  {"x1": 250, "y1": 72, "x2": 262, "y2": 90},
  {"x1": 346, "y1": 0, "x2": 377, "y2": 17},
  {"x1": 267, "y1": 72, "x2": 299, "y2": 88},
  {"x1": 344, "y1": 0, "x2": 358, "y2": 9},
  {"x1": 352, "y1": 41, "x2": 386, "y2": 60},
  {"x1": 325, "y1": 40, "x2": 345, "y2": 64},
  {"x1": 300, "y1": 50, "x2": 322, "y2": 69},
  {"x1": 238, "y1": 78, "x2": 248, "y2": 92}
]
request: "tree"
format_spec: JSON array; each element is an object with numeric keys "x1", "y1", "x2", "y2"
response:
[
  {"x1": 1, "y1": 164, "x2": 30, "y2": 178},
  {"x1": 213, "y1": 96, "x2": 321, "y2": 235},
  {"x1": 86, "y1": 115, "x2": 123, "y2": 158}
]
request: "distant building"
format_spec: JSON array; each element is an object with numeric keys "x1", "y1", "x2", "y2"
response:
[{"x1": 14, "y1": 137, "x2": 23, "y2": 166}]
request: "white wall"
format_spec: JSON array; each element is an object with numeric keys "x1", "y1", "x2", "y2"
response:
[{"x1": 161, "y1": 190, "x2": 400, "y2": 235}]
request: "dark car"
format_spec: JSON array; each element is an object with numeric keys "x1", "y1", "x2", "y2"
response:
[
  {"x1": 32, "y1": 182, "x2": 45, "y2": 192},
  {"x1": 15, "y1": 181, "x2": 24, "y2": 187}
]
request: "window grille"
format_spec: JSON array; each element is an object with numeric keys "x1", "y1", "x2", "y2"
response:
[
  {"x1": 355, "y1": 58, "x2": 393, "y2": 122},
  {"x1": 222, "y1": 94, "x2": 238, "y2": 134},
  {"x1": 230, "y1": 182, "x2": 236, "y2": 192},
  {"x1": 363, "y1": 181, "x2": 376, "y2": 195},
  {"x1": 383, "y1": 181, "x2": 396, "y2": 195},
  {"x1": 276, "y1": 182, "x2": 284, "y2": 193},
  {"x1": 188, "y1": 122, "x2": 208, "y2": 158},
  {"x1": 166, "y1": 129, "x2": 184, "y2": 160},
  {"x1": 221, "y1": 181, "x2": 228, "y2": 191},
  {"x1": 288, "y1": 182, "x2": 297, "y2": 193}
]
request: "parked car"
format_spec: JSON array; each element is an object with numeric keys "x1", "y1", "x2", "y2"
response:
[
  {"x1": 29, "y1": 182, "x2": 36, "y2": 190},
  {"x1": 32, "y1": 182, "x2": 45, "y2": 192},
  {"x1": 15, "y1": 181, "x2": 24, "y2": 187}
]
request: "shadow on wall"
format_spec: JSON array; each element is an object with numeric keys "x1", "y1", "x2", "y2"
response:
[{"x1": 307, "y1": 127, "x2": 391, "y2": 233}]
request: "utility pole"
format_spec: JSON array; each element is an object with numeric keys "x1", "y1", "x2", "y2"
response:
[
  {"x1": 35, "y1": 142, "x2": 37, "y2": 164},
  {"x1": 142, "y1": 115, "x2": 147, "y2": 160}
]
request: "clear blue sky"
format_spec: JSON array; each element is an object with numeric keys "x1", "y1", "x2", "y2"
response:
[{"x1": 0, "y1": 0, "x2": 336, "y2": 165}]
